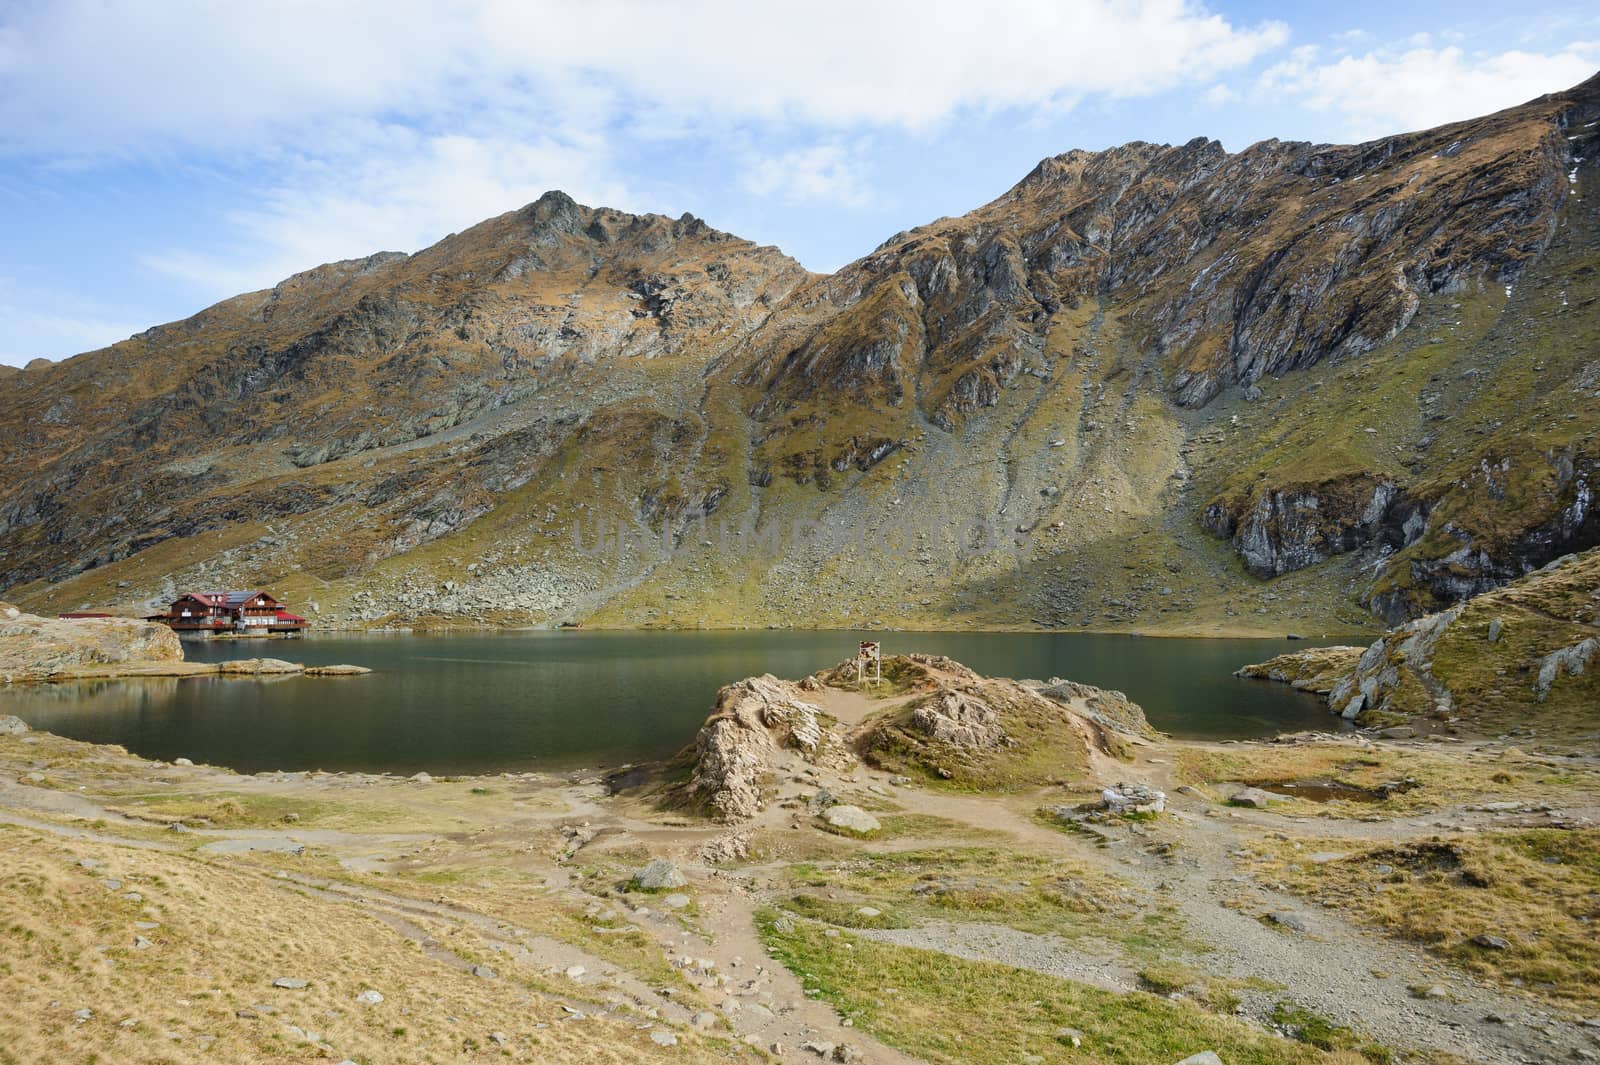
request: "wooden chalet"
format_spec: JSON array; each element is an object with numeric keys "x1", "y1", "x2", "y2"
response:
[{"x1": 145, "y1": 591, "x2": 308, "y2": 637}]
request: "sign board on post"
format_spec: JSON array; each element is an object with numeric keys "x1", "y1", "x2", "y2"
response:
[{"x1": 856, "y1": 641, "x2": 881, "y2": 688}]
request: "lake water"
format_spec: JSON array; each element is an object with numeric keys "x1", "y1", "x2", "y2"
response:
[{"x1": 3, "y1": 630, "x2": 1345, "y2": 774}]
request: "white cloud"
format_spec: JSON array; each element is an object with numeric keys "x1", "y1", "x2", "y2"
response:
[
  {"x1": 144, "y1": 128, "x2": 633, "y2": 299},
  {"x1": 741, "y1": 144, "x2": 872, "y2": 207},
  {"x1": 0, "y1": 1, "x2": 1290, "y2": 303},
  {"x1": 1201, "y1": 83, "x2": 1240, "y2": 107},
  {"x1": 0, "y1": 1, "x2": 1288, "y2": 152},
  {"x1": 1262, "y1": 42, "x2": 1600, "y2": 140},
  {"x1": 0, "y1": 278, "x2": 144, "y2": 366}
]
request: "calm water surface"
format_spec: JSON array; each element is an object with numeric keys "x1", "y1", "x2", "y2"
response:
[{"x1": 5, "y1": 630, "x2": 1344, "y2": 774}]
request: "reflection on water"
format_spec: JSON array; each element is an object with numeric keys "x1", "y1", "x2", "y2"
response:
[{"x1": 5, "y1": 629, "x2": 1346, "y2": 775}]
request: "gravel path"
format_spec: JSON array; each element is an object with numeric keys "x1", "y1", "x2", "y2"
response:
[{"x1": 852, "y1": 920, "x2": 1139, "y2": 993}]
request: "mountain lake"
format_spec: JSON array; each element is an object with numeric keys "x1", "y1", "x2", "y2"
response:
[{"x1": 4, "y1": 629, "x2": 1350, "y2": 774}]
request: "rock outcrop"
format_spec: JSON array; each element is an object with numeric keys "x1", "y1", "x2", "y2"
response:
[
  {"x1": 1237, "y1": 548, "x2": 1600, "y2": 738},
  {"x1": 858, "y1": 655, "x2": 1153, "y2": 790},
  {"x1": 1235, "y1": 646, "x2": 1365, "y2": 694},
  {"x1": 0, "y1": 603, "x2": 182, "y2": 683},
  {"x1": 1203, "y1": 476, "x2": 1420, "y2": 578},
  {"x1": 684, "y1": 654, "x2": 1155, "y2": 818},
  {"x1": 688, "y1": 674, "x2": 852, "y2": 821},
  {"x1": 908, "y1": 689, "x2": 1009, "y2": 749}
]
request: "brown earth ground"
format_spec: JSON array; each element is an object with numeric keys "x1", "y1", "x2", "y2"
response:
[{"x1": 2, "y1": 678, "x2": 1598, "y2": 1065}]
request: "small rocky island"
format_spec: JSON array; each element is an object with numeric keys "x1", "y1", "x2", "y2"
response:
[
  {"x1": 0, "y1": 602, "x2": 369, "y2": 684},
  {"x1": 1, "y1": 649, "x2": 1595, "y2": 1065}
]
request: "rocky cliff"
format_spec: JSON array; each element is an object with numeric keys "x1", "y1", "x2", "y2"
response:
[{"x1": 3, "y1": 75, "x2": 1599, "y2": 632}]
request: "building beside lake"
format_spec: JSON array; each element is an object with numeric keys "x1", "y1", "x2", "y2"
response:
[{"x1": 145, "y1": 591, "x2": 308, "y2": 637}]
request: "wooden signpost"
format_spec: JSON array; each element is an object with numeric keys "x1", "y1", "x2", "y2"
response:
[{"x1": 856, "y1": 640, "x2": 881, "y2": 688}]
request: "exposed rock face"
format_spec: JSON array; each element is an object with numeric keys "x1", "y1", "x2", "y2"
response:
[
  {"x1": 1329, "y1": 606, "x2": 1461, "y2": 721},
  {"x1": 909, "y1": 689, "x2": 1008, "y2": 749},
  {"x1": 0, "y1": 603, "x2": 183, "y2": 683},
  {"x1": 1535, "y1": 637, "x2": 1599, "y2": 700},
  {"x1": 1025, "y1": 677, "x2": 1155, "y2": 738},
  {"x1": 1239, "y1": 548, "x2": 1600, "y2": 736},
  {"x1": 688, "y1": 674, "x2": 851, "y2": 821},
  {"x1": 858, "y1": 655, "x2": 1153, "y2": 789},
  {"x1": 1203, "y1": 476, "x2": 1421, "y2": 578}
]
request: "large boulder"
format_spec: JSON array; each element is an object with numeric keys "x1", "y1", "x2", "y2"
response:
[
  {"x1": 689, "y1": 674, "x2": 851, "y2": 821},
  {"x1": 819, "y1": 805, "x2": 880, "y2": 836},
  {"x1": 0, "y1": 604, "x2": 184, "y2": 683}
]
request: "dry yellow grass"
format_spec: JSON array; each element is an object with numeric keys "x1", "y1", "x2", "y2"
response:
[
  {"x1": 0, "y1": 825, "x2": 740, "y2": 1064},
  {"x1": 1242, "y1": 829, "x2": 1600, "y2": 1010}
]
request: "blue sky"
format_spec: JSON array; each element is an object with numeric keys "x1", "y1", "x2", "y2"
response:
[{"x1": 2, "y1": 0, "x2": 1597, "y2": 366}]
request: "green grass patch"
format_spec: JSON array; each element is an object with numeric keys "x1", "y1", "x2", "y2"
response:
[{"x1": 758, "y1": 909, "x2": 1390, "y2": 1065}]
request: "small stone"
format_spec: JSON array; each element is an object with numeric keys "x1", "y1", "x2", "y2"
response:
[
  {"x1": 691, "y1": 1010, "x2": 716, "y2": 1028},
  {"x1": 489, "y1": 1031, "x2": 508, "y2": 1046},
  {"x1": 471, "y1": 964, "x2": 497, "y2": 980},
  {"x1": 173, "y1": 757, "x2": 194, "y2": 767},
  {"x1": 1266, "y1": 911, "x2": 1307, "y2": 933},
  {"x1": 133, "y1": 935, "x2": 153, "y2": 950},
  {"x1": 1175, "y1": 1054, "x2": 1222, "y2": 1065},
  {"x1": 650, "y1": 1030, "x2": 678, "y2": 1047},
  {"x1": 565, "y1": 965, "x2": 587, "y2": 980},
  {"x1": 355, "y1": 989, "x2": 383, "y2": 1005},
  {"x1": 1057, "y1": 1027, "x2": 1085, "y2": 1047},
  {"x1": 72, "y1": 1008, "x2": 93, "y2": 1023},
  {"x1": 855, "y1": 906, "x2": 882, "y2": 919},
  {"x1": 409, "y1": 772, "x2": 433, "y2": 783},
  {"x1": 801, "y1": 1041, "x2": 837, "y2": 1058},
  {"x1": 117, "y1": 1017, "x2": 138, "y2": 1029},
  {"x1": 1472, "y1": 934, "x2": 1510, "y2": 950},
  {"x1": 661, "y1": 893, "x2": 691, "y2": 910},
  {"x1": 272, "y1": 978, "x2": 308, "y2": 990}
]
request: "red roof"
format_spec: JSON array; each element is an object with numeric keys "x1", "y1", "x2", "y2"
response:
[{"x1": 274, "y1": 611, "x2": 307, "y2": 623}]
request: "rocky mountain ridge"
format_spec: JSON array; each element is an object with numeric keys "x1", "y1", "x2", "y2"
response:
[{"x1": 3, "y1": 74, "x2": 1599, "y2": 632}]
